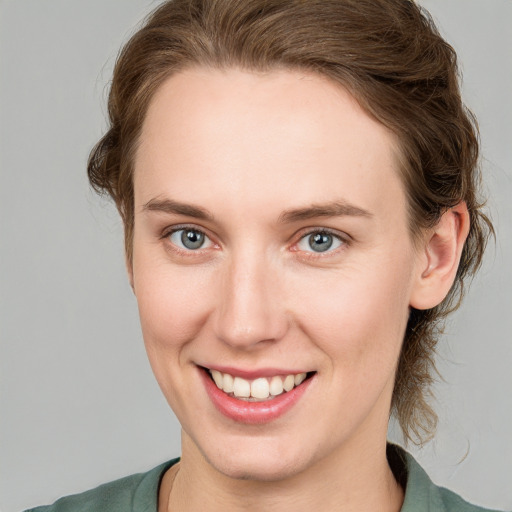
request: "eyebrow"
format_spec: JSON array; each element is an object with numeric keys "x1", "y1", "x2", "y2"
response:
[
  {"x1": 142, "y1": 198, "x2": 215, "y2": 221},
  {"x1": 278, "y1": 201, "x2": 373, "y2": 224},
  {"x1": 142, "y1": 197, "x2": 372, "y2": 223}
]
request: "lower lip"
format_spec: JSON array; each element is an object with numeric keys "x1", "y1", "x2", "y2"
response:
[{"x1": 200, "y1": 368, "x2": 313, "y2": 424}]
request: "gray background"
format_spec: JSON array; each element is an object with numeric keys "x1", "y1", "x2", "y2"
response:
[{"x1": 1, "y1": 1, "x2": 511, "y2": 511}]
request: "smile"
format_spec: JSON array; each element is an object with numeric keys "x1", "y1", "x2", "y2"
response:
[
  {"x1": 201, "y1": 367, "x2": 315, "y2": 424},
  {"x1": 209, "y1": 369, "x2": 308, "y2": 401}
]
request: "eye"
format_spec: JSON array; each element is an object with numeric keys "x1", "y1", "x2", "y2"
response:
[
  {"x1": 168, "y1": 228, "x2": 213, "y2": 251},
  {"x1": 296, "y1": 230, "x2": 345, "y2": 253}
]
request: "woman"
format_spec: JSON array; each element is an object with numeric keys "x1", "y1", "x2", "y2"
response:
[{"x1": 20, "y1": 0, "x2": 505, "y2": 511}]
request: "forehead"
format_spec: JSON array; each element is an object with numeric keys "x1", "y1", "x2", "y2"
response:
[{"x1": 134, "y1": 67, "x2": 405, "y2": 223}]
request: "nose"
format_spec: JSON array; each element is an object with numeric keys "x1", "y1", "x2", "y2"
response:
[{"x1": 213, "y1": 250, "x2": 289, "y2": 350}]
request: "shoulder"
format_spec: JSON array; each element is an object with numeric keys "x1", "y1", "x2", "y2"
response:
[
  {"x1": 391, "y1": 445, "x2": 505, "y2": 512},
  {"x1": 24, "y1": 459, "x2": 179, "y2": 512}
]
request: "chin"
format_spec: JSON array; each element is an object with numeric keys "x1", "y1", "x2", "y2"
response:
[
  {"x1": 211, "y1": 453, "x2": 305, "y2": 482},
  {"x1": 195, "y1": 432, "x2": 314, "y2": 482}
]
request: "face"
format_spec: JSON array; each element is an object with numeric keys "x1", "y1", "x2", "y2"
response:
[{"x1": 131, "y1": 67, "x2": 424, "y2": 481}]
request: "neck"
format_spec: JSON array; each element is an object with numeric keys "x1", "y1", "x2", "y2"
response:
[{"x1": 165, "y1": 431, "x2": 404, "y2": 512}]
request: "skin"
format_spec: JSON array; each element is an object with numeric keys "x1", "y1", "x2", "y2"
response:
[{"x1": 129, "y1": 68, "x2": 469, "y2": 512}]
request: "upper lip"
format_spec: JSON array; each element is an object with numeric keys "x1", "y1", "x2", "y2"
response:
[{"x1": 200, "y1": 365, "x2": 312, "y2": 380}]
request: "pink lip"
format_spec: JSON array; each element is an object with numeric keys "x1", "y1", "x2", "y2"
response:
[{"x1": 200, "y1": 367, "x2": 314, "y2": 425}]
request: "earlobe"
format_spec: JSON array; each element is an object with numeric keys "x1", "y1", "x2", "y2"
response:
[
  {"x1": 126, "y1": 255, "x2": 135, "y2": 293},
  {"x1": 410, "y1": 202, "x2": 470, "y2": 310}
]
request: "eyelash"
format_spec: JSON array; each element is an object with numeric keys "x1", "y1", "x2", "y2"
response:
[
  {"x1": 161, "y1": 225, "x2": 217, "y2": 257},
  {"x1": 161, "y1": 225, "x2": 349, "y2": 259},
  {"x1": 292, "y1": 228, "x2": 349, "y2": 259}
]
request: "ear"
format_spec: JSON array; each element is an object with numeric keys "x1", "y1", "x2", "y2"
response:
[
  {"x1": 409, "y1": 202, "x2": 470, "y2": 310},
  {"x1": 126, "y1": 254, "x2": 135, "y2": 293}
]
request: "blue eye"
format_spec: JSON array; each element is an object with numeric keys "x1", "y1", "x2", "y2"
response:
[
  {"x1": 169, "y1": 228, "x2": 212, "y2": 250},
  {"x1": 297, "y1": 231, "x2": 344, "y2": 253}
]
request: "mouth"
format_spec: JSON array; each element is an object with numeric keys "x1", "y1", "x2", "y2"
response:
[
  {"x1": 200, "y1": 366, "x2": 316, "y2": 424},
  {"x1": 206, "y1": 368, "x2": 313, "y2": 402}
]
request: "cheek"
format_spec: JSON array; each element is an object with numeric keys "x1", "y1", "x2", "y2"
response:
[
  {"x1": 133, "y1": 254, "x2": 215, "y2": 351},
  {"x1": 132, "y1": 254, "x2": 218, "y2": 412},
  {"x1": 292, "y1": 256, "x2": 413, "y2": 374}
]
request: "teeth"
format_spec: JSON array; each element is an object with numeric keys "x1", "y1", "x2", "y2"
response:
[
  {"x1": 211, "y1": 369, "x2": 223, "y2": 389},
  {"x1": 251, "y1": 378, "x2": 270, "y2": 399},
  {"x1": 223, "y1": 373, "x2": 234, "y2": 393},
  {"x1": 269, "y1": 376, "x2": 284, "y2": 396},
  {"x1": 233, "y1": 376, "x2": 251, "y2": 398},
  {"x1": 294, "y1": 373, "x2": 307, "y2": 386},
  {"x1": 209, "y1": 369, "x2": 309, "y2": 400},
  {"x1": 283, "y1": 374, "x2": 295, "y2": 392}
]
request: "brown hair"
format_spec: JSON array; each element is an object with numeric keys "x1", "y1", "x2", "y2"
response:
[{"x1": 88, "y1": 0, "x2": 493, "y2": 444}]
